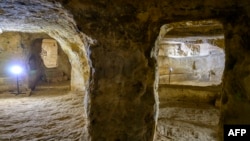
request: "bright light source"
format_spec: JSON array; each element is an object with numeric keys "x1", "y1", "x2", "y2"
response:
[
  {"x1": 10, "y1": 65, "x2": 23, "y2": 75},
  {"x1": 169, "y1": 67, "x2": 173, "y2": 72}
]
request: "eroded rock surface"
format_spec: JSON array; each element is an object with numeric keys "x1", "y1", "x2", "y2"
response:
[
  {"x1": 156, "y1": 85, "x2": 221, "y2": 141},
  {"x1": 0, "y1": 90, "x2": 86, "y2": 141}
]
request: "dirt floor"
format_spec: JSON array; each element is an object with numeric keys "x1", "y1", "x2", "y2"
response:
[
  {"x1": 156, "y1": 84, "x2": 221, "y2": 141},
  {"x1": 0, "y1": 81, "x2": 87, "y2": 141}
]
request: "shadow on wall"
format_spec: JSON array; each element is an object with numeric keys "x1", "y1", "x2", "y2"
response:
[{"x1": 28, "y1": 39, "x2": 43, "y2": 90}]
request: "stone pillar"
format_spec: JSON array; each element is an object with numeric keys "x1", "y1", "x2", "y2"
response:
[
  {"x1": 222, "y1": 16, "x2": 250, "y2": 125},
  {"x1": 88, "y1": 41, "x2": 157, "y2": 140}
]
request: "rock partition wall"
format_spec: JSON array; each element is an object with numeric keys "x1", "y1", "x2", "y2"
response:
[{"x1": 222, "y1": 15, "x2": 250, "y2": 126}]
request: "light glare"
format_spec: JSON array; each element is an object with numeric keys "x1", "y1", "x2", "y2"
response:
[{"x1": 10, "y1": 65, "x2": 22, "y2": 75}]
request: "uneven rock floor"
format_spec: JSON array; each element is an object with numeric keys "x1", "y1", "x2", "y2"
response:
[
  {"x1": 156, "y1": 85, "x2": 221, "y2": 141},
  {"x1": 0, "y1": 82, "x2": 86, "y2": 141},
  {"x1": 0, "y1": 82, "x2": 221, "y2": 141}
]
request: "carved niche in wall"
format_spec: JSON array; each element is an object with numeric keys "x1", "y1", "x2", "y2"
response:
[{"x1": 41, "y1": 39, "x2": 58, "y2": 68}]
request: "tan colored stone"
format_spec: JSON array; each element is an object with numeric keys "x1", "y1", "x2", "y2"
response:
[
  {"x1": 0, "y1": 0, "x2": 249, "y2": 141},
  {"x1": 41, "y1": 39, "x2": 58, "y2": 68}
]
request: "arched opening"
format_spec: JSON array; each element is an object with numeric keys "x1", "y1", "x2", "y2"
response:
[
  {"x1": 155, "y1": 20, "x2": 225, "y2": 140},
  {"x1": 0, "y1": 32, "x2": 72, "y2": 94},
  {"x1": 28, "y1": 37, "x2": 71, "y2": 92},
  {"x1": 158, "y1": 20, "x2": 225, "y2": 86},
  {"x1": 0, "y1": 1, "x2": 91, "y2": 140}
]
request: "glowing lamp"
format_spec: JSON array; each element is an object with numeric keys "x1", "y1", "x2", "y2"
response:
[
  {"x1": 169, "y1": 67, "x2": 173, "y2": 72},
  {"x1": 10, "y1": 65, "x2": 23, "y2": 75},
  {"x1": 10, "y1": 65, "x2": 25, "y2": 95}
]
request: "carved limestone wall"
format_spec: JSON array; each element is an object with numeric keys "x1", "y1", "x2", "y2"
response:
[
  {"x1": 0, "y1": 0, "x2": 250, "y2": 141},
  {"x1": 64, "y1": 0, "x2": 250, "y2": 140}
]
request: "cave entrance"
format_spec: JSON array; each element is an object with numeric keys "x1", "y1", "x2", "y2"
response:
[
  {"x1": 155, "y1": 20, "x2": 225, "y2": 140},
  {"x1": 0, "y1": 1, "x2": 90, "y2": 140}
]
